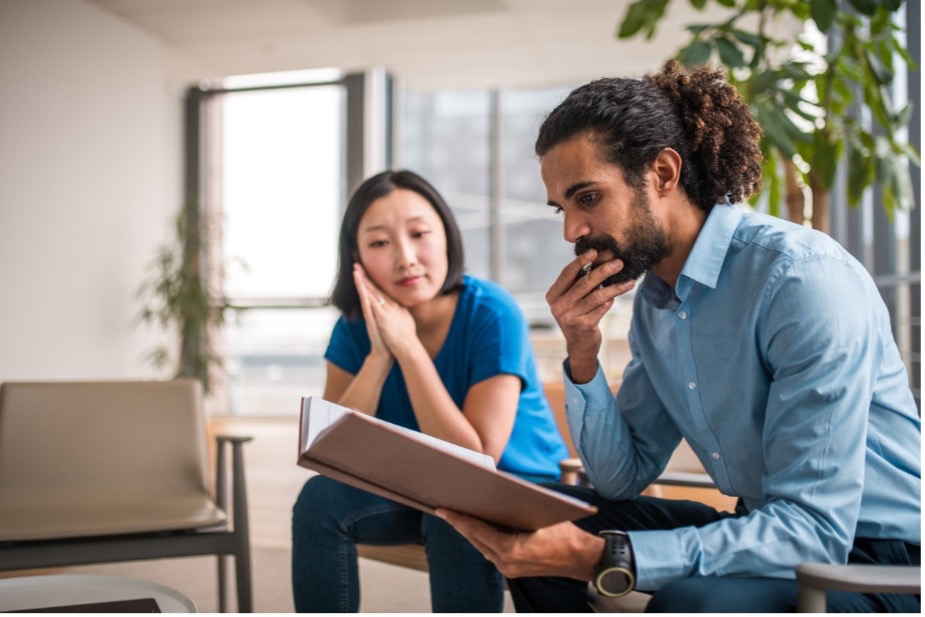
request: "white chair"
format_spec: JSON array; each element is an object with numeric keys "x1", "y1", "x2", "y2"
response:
[{"x1": 0, "y1": 380, "x2": 253, "y2": 612}]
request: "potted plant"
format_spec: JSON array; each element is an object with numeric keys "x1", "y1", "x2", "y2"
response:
[{"x1": 136, "y1": 199, "x2": 235, "y2": 393}]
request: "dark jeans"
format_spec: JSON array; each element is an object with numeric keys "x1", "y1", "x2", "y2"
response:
[
  {"x1": 508, "y1": 484, "x2": 921, "y2": 613},
  {"x1": 291, "y1": 475, "x2": 504, "y2": 612}
]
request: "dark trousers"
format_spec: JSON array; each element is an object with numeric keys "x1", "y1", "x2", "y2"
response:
[{"x1": 508, "y1": 485, "x2": 921, "y2": 613}]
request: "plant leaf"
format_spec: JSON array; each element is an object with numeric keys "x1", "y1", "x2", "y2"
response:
[
  {"x1": 681, "y1": 40, "x2": 713, "y2": 66},
  {"x1": 716, "y1": 36, "x2": 747, "y2": 68},
  {"x1": 847, "y1": 0, "x2": 879, "y2": 16},
  {"x1": 811, "y1": 0, "x2": 837, "y2": 32}
]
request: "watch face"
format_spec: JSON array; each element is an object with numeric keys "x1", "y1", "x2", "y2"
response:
[{"x1": 599, "y1": 568, "x2": 631, "y2": 594}]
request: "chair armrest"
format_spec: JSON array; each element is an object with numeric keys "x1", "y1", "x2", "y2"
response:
[
  {"x1": 559, "y1": 457, "x2": 584, "y2": 485},
  {"x1": 214, "y1": 434, "x2": 253, "y2": 528},
  {"x1": 795, "y1": 563, "x2": 921, "y2": 612}
]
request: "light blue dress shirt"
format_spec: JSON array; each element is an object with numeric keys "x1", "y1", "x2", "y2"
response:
[{"x1": 565, "y1": 205, "x2": 921, "y2": 591}]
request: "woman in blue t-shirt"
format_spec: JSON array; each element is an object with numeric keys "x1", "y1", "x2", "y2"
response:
[{"x1": 291, "y1": 169, "x2": 568, "y2": 612}]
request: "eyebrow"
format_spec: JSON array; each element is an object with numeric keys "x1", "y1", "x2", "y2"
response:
[
  {"x1": 546, "y1": 181, "x2": 596, "y2": 207},
  {"x1": 361, "y1": 215, "x2": 431, "y2": 234}
]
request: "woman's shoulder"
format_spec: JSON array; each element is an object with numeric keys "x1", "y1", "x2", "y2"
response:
[{"x1": 458, "y1": 275, "x2": 525, "y2": 323}]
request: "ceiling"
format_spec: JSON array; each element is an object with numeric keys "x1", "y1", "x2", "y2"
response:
[{"x1": 83, "y1": 0, "x2": 756, "y2": 91}]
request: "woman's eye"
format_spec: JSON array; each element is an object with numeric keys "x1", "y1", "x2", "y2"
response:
[
  {"x1": 412, "y1": 230, "x2": 431, "y2": 239},
  {"x1": 552, "y1": 206, "x2": 563, "y2": 215},
  {"x1": 369, "y1": 239, "x2": 387, "y2": 248}
]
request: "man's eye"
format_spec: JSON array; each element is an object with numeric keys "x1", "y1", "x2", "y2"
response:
[{"x1": 578, "y1": 193, "x2": 597, "y2": 205}]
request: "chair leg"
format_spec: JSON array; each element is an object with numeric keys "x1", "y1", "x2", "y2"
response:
[
  {"x1": 235, "y1": 547, "x2": 253, "y2": 612},
  {"x1": 218, "y1": 554, "x2": 228, "y2": 613}
]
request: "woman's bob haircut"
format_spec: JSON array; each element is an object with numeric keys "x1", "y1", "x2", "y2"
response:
[{"x1": 329, "y1": 169, "x2": 465, "y2": 318}]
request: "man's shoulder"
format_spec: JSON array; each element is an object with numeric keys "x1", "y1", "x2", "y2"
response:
[{"x1": 732, "y1": 210, "x2": 847, "y2": 264}]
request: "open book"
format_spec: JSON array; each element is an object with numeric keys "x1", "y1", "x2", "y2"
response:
[{"x1": 297, "y1": 397, "x2": 596, "y2": 531}]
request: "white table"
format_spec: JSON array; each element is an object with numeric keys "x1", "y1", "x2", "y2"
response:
[{"x1": 0, "y1": 574, "x2": 196, "y2": 613}]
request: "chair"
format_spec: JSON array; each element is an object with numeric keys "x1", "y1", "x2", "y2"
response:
[{"x1": 0, "y1": 380, "x2": 253, "y2": 612}]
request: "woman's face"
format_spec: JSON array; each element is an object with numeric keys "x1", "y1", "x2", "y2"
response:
[{"x1": 356, "y1": 188, "x2": 449, "y2": 308}]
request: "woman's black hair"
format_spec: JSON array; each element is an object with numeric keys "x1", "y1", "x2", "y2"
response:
[
  {"x1": 329, "y1": 169, "x2": 465, "y2": 318},
  {"x1": 535, "y1": 61, "x2": 763, "y2": 211}
]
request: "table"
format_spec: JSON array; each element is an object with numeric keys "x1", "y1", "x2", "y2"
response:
[{"x1": 0, "y1": 574, "x2": 196, "y2": 613}]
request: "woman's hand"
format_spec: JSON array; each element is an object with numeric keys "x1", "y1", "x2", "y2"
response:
[
  {"x1": 545, "y1": 249, "x2": 635, "y2": 384},
  {"x1": 353, "y1": 264, "x2": 394, "y2": 363},
  {"x1": 353, "y1": 264, "x2": 419, "y2": 362}
]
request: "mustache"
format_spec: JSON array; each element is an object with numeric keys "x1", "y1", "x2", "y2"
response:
[{"x1": 574, "y1": 235, "x2": 636, "y2": 286}]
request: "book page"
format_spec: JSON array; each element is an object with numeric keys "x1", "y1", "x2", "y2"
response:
[{"x1": 301, "y1": 397, "x2": 495, "y2": 471}]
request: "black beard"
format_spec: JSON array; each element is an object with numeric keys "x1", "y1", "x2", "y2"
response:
[{"x1": 573, "y1": 197, "x2": 670, "y2": 285}]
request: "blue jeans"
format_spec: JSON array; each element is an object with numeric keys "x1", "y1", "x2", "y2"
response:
[
  {"x1": 291, "y1": 475, "x2": 504, "y2": 612},
  {"x1": 508, "y1": 485, "x2": 921, "y2": 613}
]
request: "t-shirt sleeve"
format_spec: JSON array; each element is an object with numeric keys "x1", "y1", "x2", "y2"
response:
[
  {"x1": 468, "y1": 289, "x2": 531, "y2": 389},
  {"x1": 323, "y1": 317, "x2": 368, "y2": 375}
]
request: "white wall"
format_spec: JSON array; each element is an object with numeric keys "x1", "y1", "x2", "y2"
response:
[{"x1": 0, "y1": 0, "x2": 182, "y2": 380}]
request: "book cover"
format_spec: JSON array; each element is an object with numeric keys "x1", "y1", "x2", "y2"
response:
[{"x1": 297, "y1": 397, "x2": 596, "y2": 531}]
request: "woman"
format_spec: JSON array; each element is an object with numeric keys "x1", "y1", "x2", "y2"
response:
[{"x1": 291, "y1": 169, "x2": 568, "y2": 612}]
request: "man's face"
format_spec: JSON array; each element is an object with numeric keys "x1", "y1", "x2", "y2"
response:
[{"x1": 540, "y1": 134, "x2": 670, "y2": 284}]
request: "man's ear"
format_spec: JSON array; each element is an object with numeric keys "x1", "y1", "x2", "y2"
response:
[{"x1": 651, "y1": 148, "x2": 682, "y2": 194}]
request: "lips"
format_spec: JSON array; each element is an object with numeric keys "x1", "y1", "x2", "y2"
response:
[{"x1": 396, "y1": 275, "x2": 423, "y2": 287}]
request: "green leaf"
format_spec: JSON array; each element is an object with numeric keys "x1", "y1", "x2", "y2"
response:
[
  {"x1": 715, "y1": 0, "x2": 736, "y2": 6},
  {"x1": 864, "y1": 49, "x2": 894, "y2": 85},
  {"x1": 681, "y1": 40, "x2": 713, "y2": 66},
  {"x1": 716, "y1": 36, "x2": 747, "y2": 68},
  {"x1": 757, "y1": 101, "x2": 798, "y2": 159},
  {"x1": 617, "y1": 0, "x2": 649, "y2": 38},
  {"x1": 811, "y1": 0, "x2": 837, "y2": 32},
  {"x1": 846, "y1": 148, "x2": 868, "y2": 206},
  {"x1": 810, "y1": 137, "x2": 838, "y2": 191},
  {"x1": 763, "y1": 152, "x2": 782, "y2": 218},
  {"x1": 731, "y1": 28, "x2": 763, "y2": 48},
  {"x1": 847, "y1": 0, "x2": 878, "y2": 16},
  {"x1": 894, "y1": 102, "x2": 913, "y2": 129},
  {"x1": 690, "y1": 0, "x2": 707, "y2": 9},
  {"x1": 880, "y1": 0, "x2": 903, "y2": 10}
]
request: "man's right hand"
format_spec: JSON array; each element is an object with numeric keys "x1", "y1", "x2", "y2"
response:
[{"x1": 546, "y1": 249, "x2": 635, "y2": 384}]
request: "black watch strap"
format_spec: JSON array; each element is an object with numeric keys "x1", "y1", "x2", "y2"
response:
[{"x1": 593, "y1": 530, "x2": 636, "y2": 598}]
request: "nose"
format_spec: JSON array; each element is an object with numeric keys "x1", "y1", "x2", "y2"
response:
[
  {"x1": 562, "y1": 209, "x2": 590, "y2": 244},
  {"x1": 394, "y1": 237, "x2": 416, "y2": 270}
]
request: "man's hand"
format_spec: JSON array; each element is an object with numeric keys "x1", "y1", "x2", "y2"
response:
[
  {"x1": 437, "y1": 509, "x2": 604, "y2": 581},
  {"x1": 546, "y1": 249, "x2": 636, "y2": 383}
]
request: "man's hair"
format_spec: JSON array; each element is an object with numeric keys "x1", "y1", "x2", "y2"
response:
[
  {"x1": 330, "y1": 169, "x2": 465, "y2": 319},
  {"x1": 535, "y1": 61, "x2": 763, "y2": 211}
]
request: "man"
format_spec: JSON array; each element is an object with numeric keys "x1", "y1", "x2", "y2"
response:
[{"x1": 439, "y1": 62, "x2": 921, "y2": 612}]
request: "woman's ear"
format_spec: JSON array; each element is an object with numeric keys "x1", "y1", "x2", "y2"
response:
[{"x1": 652, "y1": 147, "x2": 682, "y2": 194}]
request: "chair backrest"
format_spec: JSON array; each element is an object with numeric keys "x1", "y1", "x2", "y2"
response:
[{"x1": 0, "y1": 380, "x2": 223, "y2": 541}]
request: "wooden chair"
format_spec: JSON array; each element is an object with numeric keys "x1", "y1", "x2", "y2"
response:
[{"x1": 0, "y1": 380, "x2": 254, "y2": 612}]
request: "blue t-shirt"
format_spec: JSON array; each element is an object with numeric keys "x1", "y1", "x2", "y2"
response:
[{"x1": 324, "y1": 275, "x2": 568, "y2": 479}]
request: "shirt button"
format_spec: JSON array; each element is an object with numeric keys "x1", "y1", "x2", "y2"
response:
[
  {"x1": 688, "y1": 381, "x2": 697, "y2": 390},
  {"x1": 712, "y1": 452, "x2": 720, "y2": 460},
  {"x1": 571, "y1": 398, "x2": 579, "y2": 405},
  {"x1": 678, "y1": 311, "x2": 688, "y2": 319}
]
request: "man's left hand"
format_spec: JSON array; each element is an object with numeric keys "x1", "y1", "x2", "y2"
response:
[{"x1": 436, "y1": 509, "x2": 604, "y2": 581}]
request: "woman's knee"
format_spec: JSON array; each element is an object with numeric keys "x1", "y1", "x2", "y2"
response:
[{"x1": 292, "y1": 475, "x2": 345, "y2": 536}]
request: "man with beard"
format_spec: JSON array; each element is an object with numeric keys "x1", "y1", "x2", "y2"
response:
[{"x1": 439, "y1": 61, "x2": 921, "y2": 612}]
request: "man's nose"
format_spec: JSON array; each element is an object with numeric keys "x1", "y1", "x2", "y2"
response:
[{"x1": 563, "y1": 211, "x2": 590, "y2": 244}]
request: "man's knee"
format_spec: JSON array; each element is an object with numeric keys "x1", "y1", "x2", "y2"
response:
[{"x1": 646, "y1": 577, "x2": 797, "y2": 613}]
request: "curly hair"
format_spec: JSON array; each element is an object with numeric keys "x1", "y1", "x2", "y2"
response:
[{"x1": 535, "y1": 61, "x2": 763, "y2": 211}]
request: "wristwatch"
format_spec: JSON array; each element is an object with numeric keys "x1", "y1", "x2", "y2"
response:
[{"x1": 593, "y1": 530, "x2": 636, "y2": 597}]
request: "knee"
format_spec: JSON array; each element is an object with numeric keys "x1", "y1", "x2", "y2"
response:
[
  {"x1": 292, "y1": 476, "x2": 341, "y2": 537},
  {"x1": 646, "y1": 578, "x2": 716, "y2": 613}
]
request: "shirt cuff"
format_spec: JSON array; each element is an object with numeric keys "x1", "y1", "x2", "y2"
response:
[
  {"x1": 562, "y1": 359, "x2": 612, "y2": 416},
  {"x1": 627, "y1": 528, "x2": 692, "y2": 591}
]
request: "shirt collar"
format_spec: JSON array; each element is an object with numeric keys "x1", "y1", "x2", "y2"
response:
[
  {"x1": 639, "y1": 204, "x2": 742, "y2": 309},
  {"x1": 679, "y1": 204, "x2": 742, "y2": 291}
]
